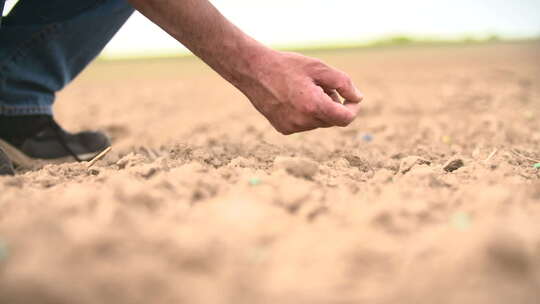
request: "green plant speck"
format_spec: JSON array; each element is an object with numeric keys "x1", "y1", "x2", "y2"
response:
[
  {"x1": 0, "y1": 241, "x2": 8, "y2": 261},
  {"x1": 249, "y1": 177, "x2": 262, "y2": 186}
]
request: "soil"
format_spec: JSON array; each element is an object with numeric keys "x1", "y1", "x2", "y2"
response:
[{"x1": 1, "y1": 42, "x2": 539, "y2": 304}]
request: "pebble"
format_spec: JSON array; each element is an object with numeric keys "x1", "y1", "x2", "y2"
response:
[{"x1": 443, "y1": 158, "x2": 464, "y2": 172}]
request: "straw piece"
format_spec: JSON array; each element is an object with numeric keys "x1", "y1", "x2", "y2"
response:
[
  {"x1": 511, "y1": 149, "x2": 540, "y2": 163},
  {"x1": 87, "y1": 146, "x2": 112, "y2": 168},
  {"x1": 484, "y1": 149, "x2": 498, "y2": 162}
]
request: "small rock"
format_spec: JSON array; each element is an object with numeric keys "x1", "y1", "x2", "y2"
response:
[
  {"x1": 443, "y1": 158, "x2": 464, "y2": 172},
  {"x1": 399, "y1": 156, "x2": 431, "y2": 174},
  {"x1": 273, "y1": 156, "x2": 319, "y2": 179}
]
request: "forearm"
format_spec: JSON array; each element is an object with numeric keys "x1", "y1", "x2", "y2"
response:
[{"x1": 127, "y1": 0, "x2": 272, "y2": 86}]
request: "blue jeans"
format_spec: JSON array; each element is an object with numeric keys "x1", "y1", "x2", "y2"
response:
[{"x1": 0, "y1": 0, "x2": 134, "y2": 116}]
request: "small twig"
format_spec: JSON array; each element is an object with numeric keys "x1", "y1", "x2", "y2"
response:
[
  {"x1": 87, "y1": 146, "x2": 112, "y2": 169},
  {"x1": 483, "y1": 148, "x2": 498, "y2": 162},
  {"x1": 511, "y1": 149, "x2": 540, "y2": 163}
]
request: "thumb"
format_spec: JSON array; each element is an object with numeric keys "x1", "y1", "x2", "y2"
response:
[{"x1": 315, "y1": 88, "x2": 360, "y2": 127}]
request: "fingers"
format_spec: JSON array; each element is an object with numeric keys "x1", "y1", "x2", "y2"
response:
[
  {"x1": 324, "y1": 88, "x2": 341, "y2": 104},
  {"x1": 274, "y1": 90, "x2": 358, "y2": 135},
  {"x1": 314, "y1": 66, "x2": 363, "y2": 104},
  {"x1": 303, "y1": 83, "x2": 357, "y2": 126},
  {"x1": 274, "y1": 117, "x2": 330, "y2": 135},
  {"x1": 318, "y1": 99, "x2": 359, "y2": 127}
]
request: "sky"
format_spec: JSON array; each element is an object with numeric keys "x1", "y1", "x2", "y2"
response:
[{"x1": 3, "y1": 0, "x2": 540, "y2": 58}]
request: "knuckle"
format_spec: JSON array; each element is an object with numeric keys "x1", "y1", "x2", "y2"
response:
[
  {"x1": 311, "y1": 57, "x2": 324, "y2": 66},
  {"x1": 307, "y1": 59, "x2": 326, "y2": 71}
]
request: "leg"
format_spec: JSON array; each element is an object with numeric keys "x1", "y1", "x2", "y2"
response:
[
  {"x1": 0, "y1": 0, "x2": 5, "y2": 27},
  {"x1": 0, "y1": 0, "x2": 134, "y2": 115},
  {"x1": 0, "y1": 0, "x2": 134, "y2": 167}
]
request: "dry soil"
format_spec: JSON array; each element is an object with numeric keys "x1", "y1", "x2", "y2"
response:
[{"x1": 1, "y1": 42, "x2": 539, "y2": 304}]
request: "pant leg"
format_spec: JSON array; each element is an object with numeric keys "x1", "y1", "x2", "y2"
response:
[{"x1": 0, "y1": 0, "x2": 134, "y2": 116}]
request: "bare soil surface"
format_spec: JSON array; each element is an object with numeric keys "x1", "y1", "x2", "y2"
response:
[{"x1": 1, "y1": 42, "x2": 539, "y2": 304}]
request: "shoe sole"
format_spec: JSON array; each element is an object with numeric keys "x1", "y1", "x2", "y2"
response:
[{"x1": 0, "y1": 138, "x2": 98, "y2": 169}]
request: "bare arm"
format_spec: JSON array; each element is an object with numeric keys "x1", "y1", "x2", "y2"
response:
[{"x1": 128, "y1": 0, "x2": 363, "y2": 134}]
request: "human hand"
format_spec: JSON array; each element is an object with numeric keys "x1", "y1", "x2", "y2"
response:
[
  {"x1": 240, "y1": 51, "x2": 364, "y2": 135},
  {"x1": 128, "y1": 0, "x2": 362, "y2": 135}
]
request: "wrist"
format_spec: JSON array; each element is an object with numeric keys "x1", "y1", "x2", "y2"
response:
[{"x1": 216, "y1": 38, "x2": 277, "y2": 88}]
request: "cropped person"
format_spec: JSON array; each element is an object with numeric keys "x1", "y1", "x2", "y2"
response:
[{"x1": 0, "y1": 0, "x2": 363, "y2": 175}]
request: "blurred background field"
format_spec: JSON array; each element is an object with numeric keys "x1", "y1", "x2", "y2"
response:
[{"x1": 4, "y1": 0, "x2": 540, "y2": 59}]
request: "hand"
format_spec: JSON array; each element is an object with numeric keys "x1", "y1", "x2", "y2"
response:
[
  {"x1": 128, "y1": 0, "x2": 362, "y2": 135},
  {"x1": 240, "y1": 51, "x2": 364, "y2": 135}
]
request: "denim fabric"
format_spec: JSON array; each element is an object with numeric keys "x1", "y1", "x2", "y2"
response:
[
  {"x1": 0, "y1": 1, "x2": 5, "y2": 27},
  {"x1": 0, "y1": 0, "x2": 134, "y2": 115}
]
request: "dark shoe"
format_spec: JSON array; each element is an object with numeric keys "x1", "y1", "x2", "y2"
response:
[
  {"x1": 0, "y1": 115, "x2": 110, "y2": 168},
  {"x1": 0, "y1": 147, "x2": 15, "y2": 176}
]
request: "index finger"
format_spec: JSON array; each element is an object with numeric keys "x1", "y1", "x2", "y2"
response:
[{"x1": 314, "y1": 67, "x2": 364, "y2": 104}]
